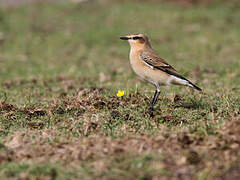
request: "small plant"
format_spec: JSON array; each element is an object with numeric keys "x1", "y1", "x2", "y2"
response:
[{"x1": 116, "y1": 90, "x2": 125, "y2": 97}]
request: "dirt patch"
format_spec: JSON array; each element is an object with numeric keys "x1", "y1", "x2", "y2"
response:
[
  {"x1": 1, "y1": 75, "x2": 89, "y2": 90},
  {"x1": 0, "y1": 102, "x2": 16, "y2": 112},
  {"x1": 215, "y1": 164, "x2": 240, "y2": 180},
  {"x1": 1, "y1": 118, "x2": 240, "y2": 178}
]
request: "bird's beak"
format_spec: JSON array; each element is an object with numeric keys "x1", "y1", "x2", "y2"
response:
[{"x1": 120, "y1": 36, "x2": 130, "y2": 40}]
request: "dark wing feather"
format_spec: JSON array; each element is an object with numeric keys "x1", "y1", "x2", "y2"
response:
[{"x1": 140, "y1": 50, "x2": 179, "y2": 75}]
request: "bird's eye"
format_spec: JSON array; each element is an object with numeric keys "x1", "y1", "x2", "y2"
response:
[{"x1": 132, "y1": 36, "x2": 141, "y2": 40}]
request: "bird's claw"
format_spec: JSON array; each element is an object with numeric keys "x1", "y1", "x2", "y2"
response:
[{"x1": 148, "y1": 106, "x2": 155, "y2": 117}]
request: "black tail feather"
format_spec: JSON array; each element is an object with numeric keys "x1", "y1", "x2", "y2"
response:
[
  {"x1": 189, "y1": 81, "x2": 202, "y2": 91},
  {"x1": 152, "y1": 64, "x2": 202, "y2": 91}
]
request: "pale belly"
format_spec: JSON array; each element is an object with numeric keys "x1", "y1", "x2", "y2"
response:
[{"x1": 129, "y1": 54, "x2": 170, "y2": 86}]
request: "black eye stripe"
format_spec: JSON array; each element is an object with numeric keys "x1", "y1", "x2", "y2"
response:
[{"x1": 132, "y1": 36, "x2": 142, "y2": 40}]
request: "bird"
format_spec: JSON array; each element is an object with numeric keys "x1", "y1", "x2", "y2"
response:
[{"x1": 120, "y1": 33, "x2": 201, "y2": 116}]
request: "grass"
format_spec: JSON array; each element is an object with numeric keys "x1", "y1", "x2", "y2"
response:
[{"x1": 0, "y1": 0, "x2": 240, "y2": 179}]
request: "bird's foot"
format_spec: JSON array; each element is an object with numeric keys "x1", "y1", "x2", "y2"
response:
[{"x1": 148, "y1": 106, "x2": 155, "y2": 118}]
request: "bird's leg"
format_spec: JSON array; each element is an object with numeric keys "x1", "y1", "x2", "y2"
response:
[{"x1": 148, "y1": 89, "x2": 160, "y2": 116}]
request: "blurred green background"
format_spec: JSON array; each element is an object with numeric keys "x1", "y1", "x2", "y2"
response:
[
  {"x1": 0, "y1": 0, "x2": 239, "y2": 103},
  {"x1": 0, "y1": 0, "x2": 240, "y2": 179}
]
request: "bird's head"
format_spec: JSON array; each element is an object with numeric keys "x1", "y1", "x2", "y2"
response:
[{"x1": 120, "y1": 34, "x2": 151, "y2": 49}]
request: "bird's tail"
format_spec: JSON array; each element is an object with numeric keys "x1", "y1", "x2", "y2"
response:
[
  {"x1": 170, "y1": 75, "x2": 202, "y2": 91},
  {"x1": 166, "y1": 70, "x2": 202, "y2": 91}
]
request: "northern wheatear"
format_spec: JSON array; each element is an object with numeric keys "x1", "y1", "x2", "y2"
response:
[{"x1": 120, "y1": 34, "x2": 201, "y2": 115}]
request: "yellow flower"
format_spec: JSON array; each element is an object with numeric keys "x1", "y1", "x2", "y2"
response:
[{"x1": 116, "y1": 90, "x2": 125, "y2": 97}]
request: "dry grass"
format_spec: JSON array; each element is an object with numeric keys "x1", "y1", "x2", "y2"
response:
[{"x1": 0, "y1": 118, "x2": 239, "y2": 179}]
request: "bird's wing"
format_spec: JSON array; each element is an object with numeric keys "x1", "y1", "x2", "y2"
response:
[
  {"x1": 140, "y1": 50, "x2": 189, "y2": 81},
  {"x1": 139, "y1": 50, "x2": 202, "y2": 91}
]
